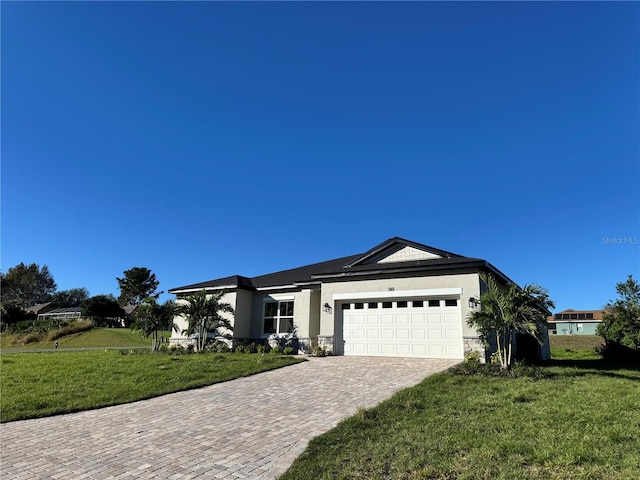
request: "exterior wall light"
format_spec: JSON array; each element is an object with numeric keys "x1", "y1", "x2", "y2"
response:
[
  {"x1": 323, "y1": 303, "x2": 333, "y2": 313},
  {"x1": 468, "y1": 297, "x2": 480, "y2": 309}
]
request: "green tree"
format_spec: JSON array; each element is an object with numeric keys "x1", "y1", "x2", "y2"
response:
[
  {"x1": 1, "y1": 263, "x2": 57, "y2": 308},
  {"x1": 467, "y1": 274, "x2": 554, "y2": 370},
  {"x1": 50, "y1": 288, "x2": 90, "y2": 308},
  {"x1": 82, "y1": 295, "x2": 126, "y2": 327},
  {"x1": 597, "y1": 275, "x2": 640, "y2": 361},
  {"x1": 116, "y1": 267, "x2": 160, "y2": 307},
  {"x1": 132, "y1": 297, "x2": 179, "y2": 350},
  {"x1": 0, "y1": 302, "x2": 28, "y2": 331},
  {"x1": 177, "y1": 290, "x2": 234, "y2": 351}
]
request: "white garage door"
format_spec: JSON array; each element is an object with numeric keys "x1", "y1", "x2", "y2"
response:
[{"x1": 342, "y1": 298, "x2": 464, "y2": 359}]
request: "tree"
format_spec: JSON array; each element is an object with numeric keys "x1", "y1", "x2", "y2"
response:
[
  {"x1": 116, "y1": 267, "x2": 160, "y2": 307},
  {"x1": 82, "y1": 295, "x2": 125, "y2": 327},
  {"x1": 177, "y1": 289, "x2": 234, "y2": 351},
  {"x1": 50, "y1": 288, "x2": 90, "y2": 308},
  {"x1": 597, "y1": 275, "x2": 640, "y2": 361},
  {"x1": 1, "y1": 262, "x2": 57, "y2": 308},
  {"x1": 132, "y1": 297, "x2": 179, "y2": 350},
  {"x1": 467, "y1": 274, "x2": 554, "y2": 370}
]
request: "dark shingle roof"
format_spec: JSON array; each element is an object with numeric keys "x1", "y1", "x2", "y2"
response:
[{"x1": 169, "y1": 237, "x2": 510, "y2": 293}]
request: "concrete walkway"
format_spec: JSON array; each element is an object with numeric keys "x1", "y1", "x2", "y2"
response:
[{"x1": 0, "y1": 356, "x2": 458, "y2": 480}]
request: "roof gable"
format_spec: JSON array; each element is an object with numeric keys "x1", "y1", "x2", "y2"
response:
[{"x1": 346, "y1": 237, "x2": 461, "y2": 267}]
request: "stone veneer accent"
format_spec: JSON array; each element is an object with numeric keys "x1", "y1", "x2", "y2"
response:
[
  {"x1": 463, "y1": 336, "x2": 486, "y2": 362},
  {"x1": 317, "y1": 335, "x2": 334, "y2": 354}
]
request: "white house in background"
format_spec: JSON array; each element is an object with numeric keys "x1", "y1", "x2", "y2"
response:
[{"x1": 169, "y1": 237, "x2": 551, "y2": 361}]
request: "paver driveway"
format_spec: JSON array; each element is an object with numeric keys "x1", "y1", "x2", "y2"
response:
[{"x1": 0, "y1": 356, "x2": 458, "y2": 479}]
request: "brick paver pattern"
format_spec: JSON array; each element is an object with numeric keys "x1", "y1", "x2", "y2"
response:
[{"x1": 0, "y1": 356, "x2": 458, "y2": 479}]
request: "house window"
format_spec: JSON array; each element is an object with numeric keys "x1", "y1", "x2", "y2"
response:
[
  {"x1": 354, "y1": 303, "x2": 364, "y2": 310},
  {"x1": 342, "y1": 303, "x2": 351, "y2": 310},
  {"x1": 368, "y1": 302, "x2": 378, "y2": 309},
  {"x1": 562, "y1": 314, "x2": 570, "y2": 319},
  {"x1": 263, "y1": 301, "x2": 294, "y2": 335},
  {"x1": 382, "y1": 302, "x2": 393, "y2": 309},
  {"x1": 445, "y1": 299, "x2": 458, "y2": 307},
  {"x1": 397, "y1": 301, "x2": 408, "y2": 308},
  {"x1": 555, "y1": 314, "x2": 562, "y2": 320},
  {"x1": 428, "y1": 300, "x2": 440, "y2": 307},
  {"x1": 578, "y1": 313, "x2": 585, "y2": 320},
  {"x1": 586, "y1": 313, "x2": 594, "y2": 319},
  {"x1": 412, "y1": 300, "x2": 424, "y2": 308},
  {"x1": 570, "y1": 314, "x2": 577, "y2": 320}
]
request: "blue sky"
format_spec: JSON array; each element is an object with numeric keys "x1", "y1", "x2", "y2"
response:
[{"x1": 2, "y1": 2, "x2": 638, "y2": 311}]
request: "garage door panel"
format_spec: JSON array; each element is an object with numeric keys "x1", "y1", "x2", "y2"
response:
[
  {"x1": 396, "y1": 329, "x2": 410, "y2": 338},
  {"x1": 343, "y1": 299, "x2": 463, "y2": 359},
  {"x1": 412, "y1": 344, "x2": 427, "y2": 355},
  {"x1": 351, "y1": 329, "x2": 365, "y2": 339},
  {"x1": 411, "y1": 329, "x2": 426, "y2": 339},
  {"x1": 381, "y1": 314, "x2": 394, "y2": 324},
  {"x1": 381, "y1": 329, "x2": 395, "y2": 339},
  {"x1": 428, "y1": 329, "x2": 443, "y2": 339},
  {"x1": 429, "y1": 345, "x2": 444, "y2": 356},
  {"x1": 445, "y1": 329, "x2": 460, "y2": 339},
  {"x1": 381, "y1": 344, "x2": 395, "y2": 354}
]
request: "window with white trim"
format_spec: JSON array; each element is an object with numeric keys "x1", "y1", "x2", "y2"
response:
[{"x1": 263, "y1": 301, "x2": 294, "y2": 334}]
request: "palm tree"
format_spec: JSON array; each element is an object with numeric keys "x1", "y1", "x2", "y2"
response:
[
  {"x1": 467, "y1": 274, "x2": 554, "y2": 370},
  {"x1": 177, "y1": 289, "x2": 234, "y2": 351},
  {"x1": 132, "y1": 297, "x2": 179, "y2": 351}
]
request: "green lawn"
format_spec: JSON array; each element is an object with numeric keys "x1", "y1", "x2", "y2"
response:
[
  {"x1": 1, "y1": 350, "x2": 303, "y2": 422},
  {"x1": 281, "y1": 359, "x2": 640, "y2": 480},
  {"x1": 550, "y1": 334, "x2": 604, "y2": 360},
  {"x1": 0, "y1": 327, "x2": 170, "y2": 351}
]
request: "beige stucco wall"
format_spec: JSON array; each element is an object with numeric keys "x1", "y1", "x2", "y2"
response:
[
  {"x1": 248, "y1": 288, "x2": 321, "y2": 339},
  {"x1": 319, "y1": 271, "x2": 483, "y2": 340},
  {"x1": 233, "y1": 289, "x2": 252, "y2": 339}
]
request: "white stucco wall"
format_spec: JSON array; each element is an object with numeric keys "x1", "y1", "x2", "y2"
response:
[{"x1": 170, "y1": 291, "x2": 238, "y2": 345}]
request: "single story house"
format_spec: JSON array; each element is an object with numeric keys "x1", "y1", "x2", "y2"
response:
[
  {"x1": 547, "y1": 309, "x2": 604, "y2": 335},
  {"x1": 37, "y1": 306, "x2": 82, "y2": 322},
  {"x1": 169, "y1": 237, "x2": 551, "y2": 361}
]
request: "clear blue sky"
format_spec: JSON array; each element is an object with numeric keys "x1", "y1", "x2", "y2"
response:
[{"x1": 2, "y1": 2, "x2": 638, "y2": 312}]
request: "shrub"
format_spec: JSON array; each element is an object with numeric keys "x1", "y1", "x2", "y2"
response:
[
  {"x1": 205, "y1": 340, "x2": 231, "y2": 353},
  {"x1": 270, "y1": 346, "x2": 283, "y2": 355},
  {"x1": 312, "y1": 345, "x2": 329, "y2": 357},
  {"x1": 283, "y1": 346, "x2": 294, "y2": 355},
  {"x1": 157, "y1": 344, "x2": 188, "y2": 355},
  {"x1": 257, "y1": 344, "x2": 271, "y2": 354}
]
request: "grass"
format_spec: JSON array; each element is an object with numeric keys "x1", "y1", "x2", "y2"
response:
[
  {"x1": 550, "y1": 334, "x2": 604, "y2": 360},
  {"x1": 281, "y1": 356, "x2": 640, "y2": 480},
  {"x1": 0, "y1": 350, "x2": 303, "y2": 422},
  {"x1": 0, "y1": 327, "x2": 171, "y2": 350}
]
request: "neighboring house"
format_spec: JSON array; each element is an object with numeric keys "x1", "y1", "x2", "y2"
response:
[
  {"x1": 25, "y1": 302, "x2": 55, "y2": 317},
  {"x1": 37, "y1": 306, "x2": 82, "y2": 322},
  {"x1": 169, "y1": 237, "x2": 551, "y2": 361},
  {"x1": 547, "y1": 309, "x2": 604, "y2": 335}
]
